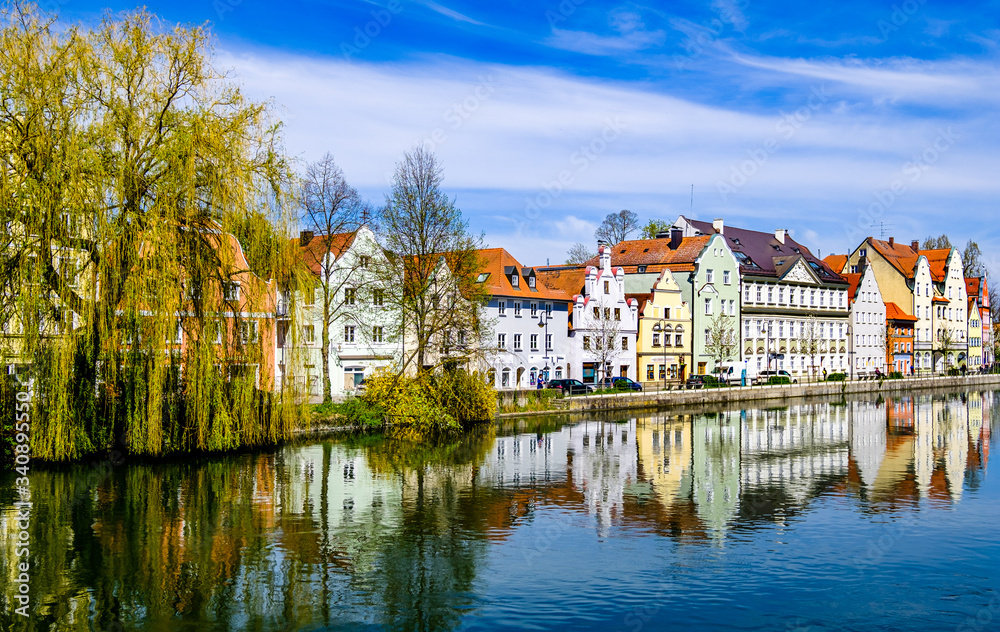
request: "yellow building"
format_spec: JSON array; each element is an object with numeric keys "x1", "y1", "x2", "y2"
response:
[
  {"x1": 967, "y1": 296, "x2": 983, "y2": 370},
  {"x1": 635, "y1": 268, "x2": 692, "y2": 387}
]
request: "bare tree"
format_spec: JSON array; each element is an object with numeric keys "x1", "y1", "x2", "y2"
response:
[
  {"x1": 705, "y1": 313, "x2": 738, "y2": 373},
  {"x1": 921, "y1": 234, "x2": 953, "y2": 250},
  {"x1": 934, "y1": 328, "x2": 956, "y2": 372},
  {"x1": 564, "y1": 242, "x2": 596, "y2": 265},
  {"x1": 798, "y1": 318, "x2": 822, "y2": 380},
  {"x1": 299, "y1": 153, "x2": 370, "y2": 402},
  {"x1": 376, "y1": 146, "x2": 490, "y2": 373},
  {"x1": 594, "y1": 209, "x2": 639, "y2": 245},
  {"x1": 586, "y1": 302, "x2": 623, "y2": 385},
  {"x1": 884, "y1": 322, "x2": 896, "y2": 373},
  {"x1": 962, "y1": 239, "x2": 984, "y2": 278}
]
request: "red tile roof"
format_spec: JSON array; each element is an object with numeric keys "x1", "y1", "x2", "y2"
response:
[
  {"x1": 843, "y1": 273, "x2": 862, "y2": 303},
  {"x1": 535, "y1": 266, "x2": 586, "y2": 301},
  {"x1": 921, "y1": 248, "x2": 952, "y2": 282},
  {"x1": 885, "y1": 302, "x2": 917, "y2": 322},
  {"x1": 473, "y1": 248, "x2": 573, "y2": 302},
  {"x1": 966, "y1": 277, "x2": 982, "y2": 299},
  {"x1": 296, "y1": 231, "x2": 357, "y2": 276},
  {"x1": 865, "y1": 237, "x2": 920, "y2": 278},
  {"x1": 824, "y1": 254, "x2": 848, "y2": 274},
  {"x1": 580, "y1": 235, "x2": 711, "y2": 273}
]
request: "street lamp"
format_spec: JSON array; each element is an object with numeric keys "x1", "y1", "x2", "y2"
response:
[
  {"x1": 652, "y1": 318, "x2": 667, "y2": 391},
  {"x1": 537, "y1": 310, "x2": 550, "y2": 384}
]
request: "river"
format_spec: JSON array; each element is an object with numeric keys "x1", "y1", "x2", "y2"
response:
[{"x1": 2, "y1": 389, "x2": 998, "y2": 631}]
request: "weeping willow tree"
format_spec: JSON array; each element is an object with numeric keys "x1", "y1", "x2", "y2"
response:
[{"x1": 0, "y1": 5, "x2": 301, "y2": 461}]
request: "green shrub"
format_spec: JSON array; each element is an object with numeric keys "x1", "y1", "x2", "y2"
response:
[
  {"x1": 826, "y1": 373, "x2": 847, "y2": 382},
  {"x1": 334, "y1": 397, "x2": 385, "y2": 428},
  {"x1": 888, "y1": 371, "x2": 903, "y2": 380},
  {"x1": 767, "y1": 376, "x2": 791, "y2": 385},
  {"x1": 947, "y1": 368, "x2": 960, "y2": 376}
]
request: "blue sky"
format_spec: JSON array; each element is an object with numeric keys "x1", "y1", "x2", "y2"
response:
[{"x1": 60, "y1": 0, "x2": 1000, "y2": 269}]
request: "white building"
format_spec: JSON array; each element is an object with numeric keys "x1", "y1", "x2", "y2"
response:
[
  {"x1": 476, "y1": 248, "x2": 572, "y2": 389},
  {"x1": 281, "y1": 226, "x2": 401, "y2": 399},
  {"x1": 556, "y1": 245, "x2": 639, "y2": 384},
  {"x1": 845, "y1": 264, "x2": 887, "y2": 377}
]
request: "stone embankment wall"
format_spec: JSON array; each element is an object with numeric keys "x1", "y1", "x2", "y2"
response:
[{"x1": 496, "y1": 375, "x2": 1000, "y2": 418}]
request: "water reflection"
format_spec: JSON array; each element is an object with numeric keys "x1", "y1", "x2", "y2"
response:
[{"x1": 0, "y1": 391, "x2": 995, "y2": 631}]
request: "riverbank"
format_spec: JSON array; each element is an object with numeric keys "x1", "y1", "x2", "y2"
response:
[{"x1": 496, "y1": 374, "x2": 1000, "y2": 418}]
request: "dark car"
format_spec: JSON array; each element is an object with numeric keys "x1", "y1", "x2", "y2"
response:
[
  {"x1": 600, "y1": 377, "x2": 643, "y2": 392},
  {"x1": 545, "y1": 378, "x2": 593, "y2": 395},
  {"x1": 685, "y1": 374, "x2": 718, "y2": 389}
]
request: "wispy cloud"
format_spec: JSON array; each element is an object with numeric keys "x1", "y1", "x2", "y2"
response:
[{"x1": 416, "y1": 0, "x2": 485, "y2": 26}]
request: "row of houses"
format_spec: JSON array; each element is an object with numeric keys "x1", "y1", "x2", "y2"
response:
[
  {"x1": 10, "y1": 216, "x2": 989, "y2": 397},
  {"x1": 288, "y1": 216, "x2": 994, "y2": 396}
]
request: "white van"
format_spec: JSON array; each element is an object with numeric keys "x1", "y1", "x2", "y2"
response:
[{"x1": 716, "y1": 362, "x2": 757, "y2": 385}]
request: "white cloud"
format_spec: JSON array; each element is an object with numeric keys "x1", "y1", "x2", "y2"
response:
[{"x1": 217, "y1": 46, "x2": 1000, "y2": 266}]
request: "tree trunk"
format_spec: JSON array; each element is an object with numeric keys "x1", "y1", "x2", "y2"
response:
[{"x1": 321, "y1": 304, "x2": 332, "y2": 404}]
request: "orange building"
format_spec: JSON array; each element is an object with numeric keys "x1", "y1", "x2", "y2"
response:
[{"x1": 885, "y1": 302, "x2": 916, "y2": 374}]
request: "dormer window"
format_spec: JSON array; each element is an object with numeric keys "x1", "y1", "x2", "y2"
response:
[
  {"x1": 528, "y1": 276, "x2": 535, "y2": 288},
  {"x1": 511, "y1": 274, "x2": 519, "y2": 288},
  {"x1": 638, "y1": 265, "x2": 647, "y2": 273}
]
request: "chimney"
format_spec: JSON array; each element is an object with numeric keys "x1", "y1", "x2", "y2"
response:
[
  {"x1": 888, "y1": 237, "x2": 894, "y2": 247},
  {"x1": 669, "y1": 228, "x2": 683, "y2": 251},
  {"x1": 774, "y1": 229, "x2": 786, "y2": 244},
  {"x1": 911, "y1": 240, "x2": 919, "y2": 252},
  {"x1": 713, "y1": 218, "x2": 724, "y2": 235},
  {"x1": 299, "y1": 230, "x2": 314, "y2": 246}
]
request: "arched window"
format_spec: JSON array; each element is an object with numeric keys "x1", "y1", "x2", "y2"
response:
[{"x1": 501, "y1": 368, "x2": 511, "y2": 388}]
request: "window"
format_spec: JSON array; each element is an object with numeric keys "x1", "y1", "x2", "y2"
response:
[
  {"x1": 663, "y1": 308, "x2": 670, "y2": 319},
  {"x1": 706, "y1": 269, "x2": 714, "y2": 283},
  {"x1": 767, "y1": 287, "x2": 773, "y2": 303},
  {"x1": 860, "y1": 248, "x2": 867, "y2": 257},
  {"x1": 583, "y1": 336, "x2": 591, "y2": 350},
  {"x1": 778, "y1": 288, "x2": 784, "y2": 304},
  {"x1": 756, "y1": 286, "x2": 762, "y2": 302},
  {"x1": 501, "y1": 369, "x2": 510, "y2": 388},
  {"x1": 530, "y1": 333, "x2": 538, "y2": 350},
  {"x1": 546, "y1": 333, "x2": 552, "y2": 349},
  {"x1": 638, "y1": 265, "x2": 647, "y2": 273},
  {"x1": 705, "y1": 298, "x2": 712, "y2": 315},
  {"x1": 604, "y1": 307, "x2": 611, "y2": 320},
  {"x1": 705, "y1": 329, "x2": 710, "y2": 345},
  {"x1": 729, "y1": 300, "x2": 736, "y2": 316},
  {"x1": 304, "y1": 325, "x2": 315, "y2": 344},
  {"x1": 647, "y1": 365, "x2": 654, "y2": 380},
  {"x1": 514, "y1": 302, "x2": 522, "y2": 317},
  {"x1": 653, "y1": 333, "x2": 660, "y2": 347},
  {"x1": 358, "y1": 255, "x2": 370, "y2": 268},
  {"x1": 545, "y1": 303, "x2": 553, "y2": 316},
  {"x1": 373, "y1": 326, "x2": 384, "y2": 343},
  {"x1": 744, "y1": 286, "x2": 751, "y2": 302},
  {"x1": 512, "y1": 275, "x2": 519, "y2": 288},
  {"x1": 528, "y1": 276, "x2": 536, "y2": 288},
  {"x1": 513, "y1": 333, "x2": 522, "y2": 350},
  {"x1": 593, "y1": 306, "x2": 600, "y2": 319},
  {"x1": 614, "y1": 308, "x2": 621, "y2": 321},
  {"x1": 345, "y1": 288, "x2": 356, "y2": 305},
  {"x1": 224, "y1": 282, "x2": 240, "y2": 302},
  {"x1": 819, "y1": 291, "x2": 825, "y2": 307},
  {"x1": 344, "y1": 325, "x2": 355, "y2": 343},
  {"x1": 723, "y1": 271, "x2": 731, "y2": 285},
  {"x1": 498, "y1": 333, "x2": 506, "y2": 349},
  {"x1": 530, "y1": 302, "x2": 538, "y2": 317},
  {"x1": 498, "y1": 300, "x2": 506, "y2": 315},
  {"x1": 621, "y1": 336, "x2": 628, "y2": 350},
  {"x1": 674, "y1": 333, "x2": 682, "y2": 347},
  {"x1": 213, "y1": 320, "x2": 223, "y2": 344},
  {"x1": 604, "y1": 281, "x2": 610, "y2": 294},
  {"x1": 811, "y1": 290, "x2": 816, "y2": 306},
  {"x1": 240, "y1": 321, "x2": 259, "y2": 344}
]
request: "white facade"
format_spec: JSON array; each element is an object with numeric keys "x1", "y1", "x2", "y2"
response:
[
  {"x1": 910, "y1": 257, "x2": 934, "y2": 373},
  {"x1": 569, "y1": 246, "x2": 639, "y2": 383},
  {"x1": 281, "y1": 226, "x2": 402, "y2": 400},
  {"x1": 932, "y1": 249, "x2": 968, "y2": 371},
  {"x1": 850, "y1": 265, "x2": 887, "y2": 376},
  {"x1": 489, "y1": 295, "x2": 571, "y2": 389}
]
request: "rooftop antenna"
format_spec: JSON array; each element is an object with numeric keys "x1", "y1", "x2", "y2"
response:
[{"x1": 872, "y1": 220, "x2": 894, "y2": 240}]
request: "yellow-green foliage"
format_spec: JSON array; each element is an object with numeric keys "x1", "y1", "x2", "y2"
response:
[
  {"x1": 0, "y1": 6, "x2": 301, "y2": 461},
  {"x1": 360, "y1": 367, "x2": 495, "y2": 439}
]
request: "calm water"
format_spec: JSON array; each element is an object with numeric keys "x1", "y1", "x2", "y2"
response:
[{"x1": 3, "y1": 390, "x2": 999, "y2": 632}]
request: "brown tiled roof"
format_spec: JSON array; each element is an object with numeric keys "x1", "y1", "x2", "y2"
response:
[
  {"x1": 627, "y1": 292, "x2": 654, "y2": 316},
  {"x1": 966, "y1": 277, "x2": 982, "y2": 299},
  {"x1": 885, "y1": 302, "x2": 917, "y2": 322},
  {"x1": 865, "y1": 238, "x2": 920, "y2": 278},
  {"x1": 684, "y1": 218, "x2": 845, "y2": 284},
  {"x1": 473, "y1": 248, "x2": 573, "y2": 302},
  {"x1": 824, "y1": 254, "x2": 848, "y2": 274},
  {"x1": 296, "y1": 231, "x2": 357, "y2": 276},
  {"x1": 580, "y1": 235, "x2": 710, "y2": 273},
  {"x1": 921, "y1": 248, "x2": 952, "y2": 282},
  {"x1": 843, "y1": 273, "x2": 862, "y2": 302},
  {"x1": 535, "y1": 266, "x2": 586, "y2": 299}
]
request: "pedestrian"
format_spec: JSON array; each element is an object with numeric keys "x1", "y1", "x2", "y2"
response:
[{"x1": 823, "y1": 368, "x2": 827, "y2": 381}]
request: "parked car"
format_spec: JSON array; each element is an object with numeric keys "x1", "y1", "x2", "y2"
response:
[
  {"x1": 757, "y1": 370, "x2": 797, "y2": 385},
  {"x1": 599, "y1": 377, "x2": 643, "y2": 392},
  {"x1": 685, "y1": 374, "x2": 718, "y2": 389},
  {"x1": 545, "y1": 378, "x2": 594, "y2": 395}
]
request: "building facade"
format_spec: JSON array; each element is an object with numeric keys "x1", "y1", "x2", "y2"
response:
[
  {"x1": 885, "y1": 303, "x2": 916, "y2": 374},
  {"x1": 677, "y1": 217, "x2": 849, "y2": 379},
  {"x1": 845, "y1": 265, "x2": 887, "y2": 377},
  {"x1": 635, "y1": 268, "x2": 692, "y2": 387}
]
